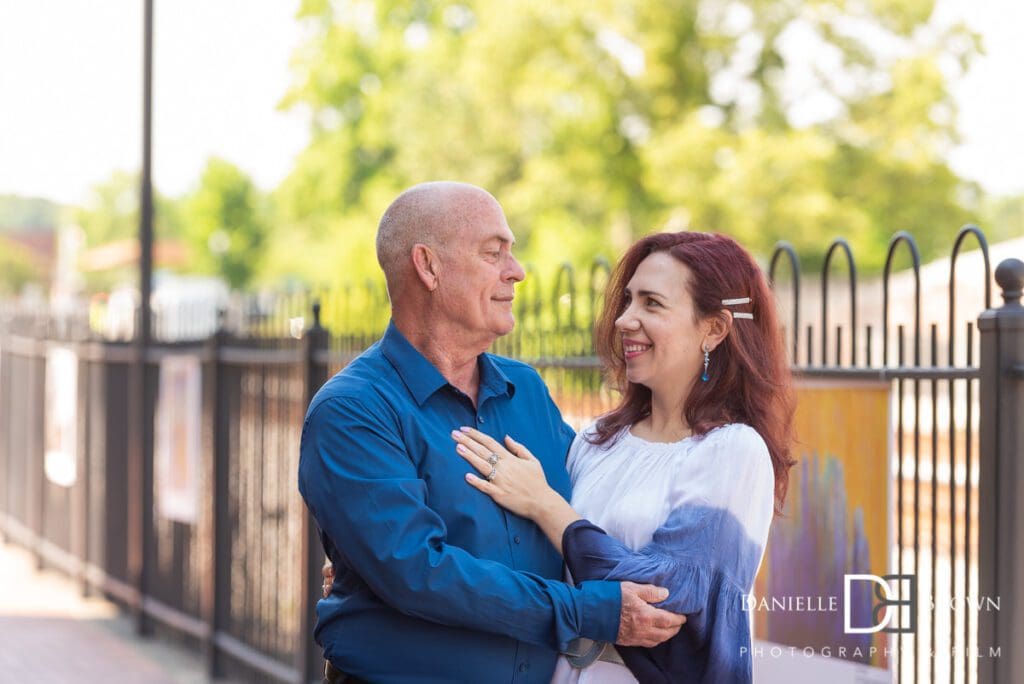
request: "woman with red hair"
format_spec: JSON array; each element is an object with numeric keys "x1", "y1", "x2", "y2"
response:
[{"x1": 454, "y1": 231, "x2": 796, "y2": 683}]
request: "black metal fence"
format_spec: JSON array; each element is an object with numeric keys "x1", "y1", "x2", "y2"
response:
[
  {"x1": 1, "y1": 227, "x2": 1022, "y2": 683},
  {"x1": 770, "y1": 227, "x2": 993, "y2": 684}
]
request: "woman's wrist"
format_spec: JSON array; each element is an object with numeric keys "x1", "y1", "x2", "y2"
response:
[
  {"x1": 534, "y1": 492, "x2": 582, "y2": 552},
  {"x1": 529, "y1": 486, "x2": 565, "y2": 520}
]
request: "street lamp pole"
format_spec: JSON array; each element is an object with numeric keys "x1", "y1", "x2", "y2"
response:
[
  {"x1": 140, "y1": 7, "x2": 153, "y2": 330},
  {"x1": 129, "y1": 0, "x2": 155, "y2": 635}
]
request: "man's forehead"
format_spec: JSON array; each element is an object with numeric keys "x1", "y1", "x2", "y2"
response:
[
  {"x1": 452, "y1": 208, "x2": 515, "y2": 245},
  {"x1": 479, "y1": 230, "x2": 515, "y2": 245}
]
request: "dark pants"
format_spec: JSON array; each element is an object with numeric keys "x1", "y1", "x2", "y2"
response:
[{"x1": 324, "y1": 660, "x2": 370, "y2": 684}]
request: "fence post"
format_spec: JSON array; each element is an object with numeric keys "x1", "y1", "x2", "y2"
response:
[
  {"x1": 30, "y1": 315, "x2": 47, "y2": 569},
  {"x1": 73, "y1": 337, "x2": 91, "y2": 595},
  {"x1": 978, "y1": 257, "x2": 1024, "y2": 682},
  {"x1": 297, "y1": 301, "x2": 329, "y2": 683},
  {"x1": 203, "y1": 314, "x2": 229, "y2": 678},
  {"x1": 0, "y1": 309, "x2": 9, "y2": 543}
]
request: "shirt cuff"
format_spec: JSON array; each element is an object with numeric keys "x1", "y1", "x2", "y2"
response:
[{"x1": 574, "y1": 578, "x2": 621, "y2": 644}]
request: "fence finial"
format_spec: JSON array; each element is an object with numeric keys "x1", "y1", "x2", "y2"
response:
[
  {"x1": 312, "y1": 299, "x2": 322, "y2": 328},
  {"x1": 995, "y1": 258, "x2": 1024, "y2": 307}
]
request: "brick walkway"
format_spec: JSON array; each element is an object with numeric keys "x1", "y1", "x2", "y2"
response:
[{"x1": 0, "y1": 541, "x2": 211, "y2": 683}]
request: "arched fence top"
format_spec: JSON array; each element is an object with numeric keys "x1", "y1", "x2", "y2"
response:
[
  {"x1": 588, "y1": 257, "x2": 612, "y2": 327},
  {"x1": 311, "y1": 299, "x2": 322, "y2": 331},
  {"x1": 513, "y1": 263, "x2": 537, "y2": 323},
  {"x1": 882, "y1": 231, "x2": 922, "y2": 366},
  {"x1": 552, "y1": 262, "x2": 577, "y2": 331},
  {"x1": 821, "y1": 238, "x2": 858, "y2": 367},
  {"x1": 768, "y1": 241, "x2": 801, "y2": 364},
  {"x1": 949, "y1": 225, "x2": 990, "y2": 361},
  {"x1": 5, "y1": 227, "x2": 1004, "y2": 359}
]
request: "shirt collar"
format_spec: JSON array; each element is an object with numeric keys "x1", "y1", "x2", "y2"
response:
[
  {"x1": 479, "y1": 350, "x2": 516, "y2": 403},
  {"x1": 381, "y1": 321, "x2": 516, "y2": 406}
]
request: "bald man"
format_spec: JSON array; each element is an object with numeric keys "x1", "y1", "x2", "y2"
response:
[{"x1": 298, "y1": 182, "x2": 683, "y2": 683}]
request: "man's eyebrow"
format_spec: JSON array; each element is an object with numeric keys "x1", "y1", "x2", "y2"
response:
[{"x1": 484, "y1": 235, "x2": 514, "y2": 246}]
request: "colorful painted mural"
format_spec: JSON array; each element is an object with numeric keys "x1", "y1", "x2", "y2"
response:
[{"x1": 752, "y1": 379, "x2": 891, "y2": 672}]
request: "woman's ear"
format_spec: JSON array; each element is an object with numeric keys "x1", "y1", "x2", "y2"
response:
[
  {"x1": 411, "y1": 243, "x2": 439, "y2": 291},
  {"x1": 704, "y1": 311, "x2": 732, "y2": 351}
]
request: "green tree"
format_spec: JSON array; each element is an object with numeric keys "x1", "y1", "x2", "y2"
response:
[
  {"x1": 73, "y1": 171, "x2": 185, "y2": 291},
  {"x1": 277, "y1": 0, "x2": 979, "y2": 283},
  {"x1": 0, "y1": 237, "x2": 43, "y2": 294},
  {"x1": 0, "y1": 194, "x2": 61, "y2": 232},
  {"x1": 182, "y1": 158, "x2": 269, "y2": 289},
  {"x1": 74, "y1": 171, "x2": 182, "y2": 247},
  {"x1": 982, "y1": 194, "x2": 1024, "y2": 245}
]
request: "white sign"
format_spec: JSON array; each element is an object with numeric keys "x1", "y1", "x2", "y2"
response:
[
  {"x1": 155, "y1": 354, "x2": 202, "y2": 523},
  {"x1": 44, "y1": 347, "x2": 78, "y2": 487}
]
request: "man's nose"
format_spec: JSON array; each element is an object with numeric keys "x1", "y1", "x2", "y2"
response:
[{"x1": 506, "y1": 254, "x2": 526, "y2": 283}]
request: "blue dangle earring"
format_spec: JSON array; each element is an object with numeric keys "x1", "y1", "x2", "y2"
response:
[{"x1": 701, "y1": 345, "x2": 710, "y2": 382}]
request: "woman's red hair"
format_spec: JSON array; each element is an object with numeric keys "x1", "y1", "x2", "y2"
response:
[{"x1": 591, "y1": 231, "x2": 796, "y2": 512}]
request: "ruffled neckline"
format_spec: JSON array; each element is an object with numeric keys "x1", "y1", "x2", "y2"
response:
[{"x1": 621, "y1": 422, "x2": 735, "y2": 451}]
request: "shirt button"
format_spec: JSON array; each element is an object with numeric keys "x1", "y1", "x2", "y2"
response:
[
  {"x1": 514, "y1": 536, "x2": 521, "y2": 544},
  {"x1": 519, "y1": 663, "x2": 527, "y2": 673},
  {"x1": 477, "y1": 415, "x2": 485, "y2": 423}
]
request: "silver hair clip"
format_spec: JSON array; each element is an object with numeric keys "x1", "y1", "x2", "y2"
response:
[{"x1": 721, "y1": 297, "x2": 754, "y2": 320}]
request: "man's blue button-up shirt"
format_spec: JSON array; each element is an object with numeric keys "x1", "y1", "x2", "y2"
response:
[{"x1": 298, "y1": 322, "x2": 621, "y2": 683}]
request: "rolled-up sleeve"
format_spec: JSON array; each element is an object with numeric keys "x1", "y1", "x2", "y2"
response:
[{"x1": 298, "y1": 395, "x2": 621, "y2": 650}]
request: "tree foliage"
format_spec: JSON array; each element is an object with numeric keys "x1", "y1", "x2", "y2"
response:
[
  {"x1": 982, "y1": 193, "x2": 1024, "y2": 245},
  {"x1": 69, "y1": 172, "x2": 186, "y2": 291},
  {"x1": 0, "y1": 237, "x2": 42, "y2": 295},
  {"x1": 74, "y1": 171, "x2": 183, "y2": 248},
  {"x1": 274, "y1": 0, "x2": 980, "y2": 284},
  {"x1": 0, "y1": 194, "x2": 61, "y2": 233},
  {"x1": 182, "y1": 158, "x2": 269, "y2": 289}
]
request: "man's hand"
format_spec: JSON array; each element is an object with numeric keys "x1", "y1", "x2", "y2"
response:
[
  {"x1": 615, "y1": 581, "x2": 687, "y2": 647},
  {"x1": 322, "y1": 561, "x2": 335, "y2": 598}
]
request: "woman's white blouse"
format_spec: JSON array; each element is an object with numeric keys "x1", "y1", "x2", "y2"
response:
[{"x1": 551, "y1": 422, "x2": 775, "y2": 684}]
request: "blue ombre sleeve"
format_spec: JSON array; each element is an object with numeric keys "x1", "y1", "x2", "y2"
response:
[
  {"x1": 560, "y1": 425, "x2": 776, "y2": 683},
  {"x1": 562, "y1": 507, "x2": 764, "y2": 683}
]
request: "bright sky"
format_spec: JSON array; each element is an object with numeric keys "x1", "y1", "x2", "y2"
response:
[
  {"x1": 941, "y1": 0, "x2": 1024, "y2": 197},
  {"x1": 0, "y1": 0, "x2": 1021, "y2": 208},
  {"x1": 0, "y1": 0, "x2": 308, "y2": 206}
]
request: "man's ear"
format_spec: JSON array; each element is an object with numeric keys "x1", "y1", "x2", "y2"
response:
[
  {"x1": 411, "y1": 243, "x2": 440, "y2": 291},
  {"x1": 704, "y1": 311, "x2": 732, "y2": 351}
]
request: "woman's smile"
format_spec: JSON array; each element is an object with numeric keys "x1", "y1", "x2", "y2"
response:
[{"x1": 623, "y1": 338, "x2": 652, "y2": 360}]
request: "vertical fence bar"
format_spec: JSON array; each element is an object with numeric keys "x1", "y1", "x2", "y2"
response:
[
  {"x1": 74, "y1": 347, "x2": 91, "y2": 594},
  {"x1": 768, "y1": 242, "x2": 800, "y2": 365},
  {"x1": 950, "y1": 225, "x2": 990, "y2": 684},
  {"x1": 912, "y1": 351, "x2": 921, "y2": 683},
  {"x1": 30, "y1": 328, "x2": 45, "y2": 569},
  {"x1": 865, "y1": 325, "x2": 872, "y2": 367},
  {"x1": 297, "y1": 302, "x2": 329, "y2": 683},
  {"x1": 0, "y1": 329, "x2": 7, "y2": 540},
  {"x1": 978, "y1": 258, "x2": 1024, "y2": 683},
  {"x1": 948, "y1": 361, "x2": 959, "y2": 682},
  {"x1": 964, "y1": 322, "x2": 975, "y2": 684},
  {"x1": 896, "y1": 324, "x2": 905, "y2": 684},
  {"x1": 203, "y1": 319, "x2": 227, "y2": 677},
  {"x1": 929, "y1": 323, "x2": 938, "y2": 684}
]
